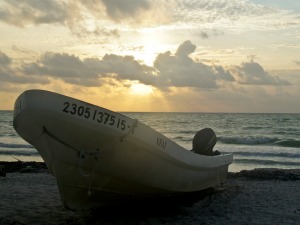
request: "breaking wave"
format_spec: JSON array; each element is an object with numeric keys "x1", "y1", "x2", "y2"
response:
[
  {"x1": 0, "y1": 142, "x2": 34, "y2": 149},
  {"x1": 232, "y1": 151, "x2": 300, "y2": 158},
  {"x1": 219, "y1": 137, "x2": 300, "y2": 148},
  {"x1": 234, "y1": 159, "x2": 300, "y2": 167},
  {"x1": 0, "y1": 142, "x2": 37, "y2": 157},
  {"x1": 0, "y1": 149, "x2": 39, "y2": 156},
  {"x1": 276, "y1": 140, "x2": 300, "y2": 148}
]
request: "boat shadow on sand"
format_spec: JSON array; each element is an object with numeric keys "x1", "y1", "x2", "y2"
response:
[
  {"x1": 0, "y1": 161, "x2": 226, "y2": 212},
  {"x1": 82, "y1": 187, "x2": 223, "y2": 223}
]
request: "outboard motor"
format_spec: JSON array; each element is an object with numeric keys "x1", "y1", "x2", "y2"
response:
[{"x1": 192, "y1": 128, "x2": 220, "y2": 156}]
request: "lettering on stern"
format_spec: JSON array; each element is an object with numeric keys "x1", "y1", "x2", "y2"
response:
[{"x1": 156, "y1": 137, "x2": 167, "y2": 149}]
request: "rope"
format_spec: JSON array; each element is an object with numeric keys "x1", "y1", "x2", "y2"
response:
[
  {"x1": 78, "y1": 149, "x2": 101, "y2": 195},
  {"x1": 42, "y1": 118, "x2": 139, "y2": 196},
  {"x1": 43, "y1": 127, "x2": 99, "y2": 195},
  {"x1": 78, "y1": 149, "x2": 100, "y2": 177}
]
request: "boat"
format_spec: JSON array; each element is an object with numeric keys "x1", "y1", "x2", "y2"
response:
[{"x1": 13, "y1": 90, "x2": 233, "y2": 209}]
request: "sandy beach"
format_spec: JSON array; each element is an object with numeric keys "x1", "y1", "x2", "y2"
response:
[{"x1": 0, "y1": 163, "x2": 299, "y2": 225}]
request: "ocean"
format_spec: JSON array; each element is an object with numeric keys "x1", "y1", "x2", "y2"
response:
[{"x1": 1, "y1": 111, "x2": 300, "y2": 172}]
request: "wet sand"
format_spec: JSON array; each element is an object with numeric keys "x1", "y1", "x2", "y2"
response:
[{"x1": 0, "y1": 163, "x2": 299, "y2": 225}]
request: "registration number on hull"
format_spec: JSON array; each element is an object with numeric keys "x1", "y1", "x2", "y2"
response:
[{"x1": 62, "y1": 101, "x2": 127, "y2": 131}]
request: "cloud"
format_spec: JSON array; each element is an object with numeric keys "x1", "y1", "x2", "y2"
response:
[
  {"x1": 172, "y1": 0, "x2": 300, "y2": 31},
  {"x1": 0, "y1": 0, "x2": 165, "y2": 39},
  {"x1": 100, "y1": 0, "x2": 151, "y2": 21},
  {"x1": 153, "y1": 40, "x2": 235, "y2": 90},
  {"x1": 174, "y1": 0, "x2": 274, "y2": 23},
  {"x1": 0, "y1": 0, "x2": 153, "y2": 29},
  {"x1": 1, "y1": 0, "x2": 298, "y2": 42},
  {"x1": 0, "y1": 0, "x2": 69, "y2": 27},
  {"x1": 175, "y1": 40, "x2": 196, "y2": 57},
  {"x1": 4, "y1": 41, "x2": 234, "y2": 90},
  {"x1": 200, "y1": 32, "x2": 209, "y2": 39},
  {"x1": 1, "y1": 41, "x2": 292, "y2": 91},
  {"x1": 0, "y1": 51, "x2": 12, "y2": 65},
  {"x1": 197, "y1": 29, "x2": 225, "y2": 39},
  {"x1": 21, "y1": 52, "x2": 102, "y2": 87},
  {"x1": 0, "y1": 52, "x2": 12, "y2": 79},
  {"x1": 0, "y1": 51, "x2": 49, "y2": 85},
  {"x1": 21, "y1": 52, "x2": 156, "y2": 87},
  {"x1": 101, "y1": 54, "x2": 156, "y2": 84},
  {"x1": 231, "y1": 60, "x2": 291, "y2": 85}
]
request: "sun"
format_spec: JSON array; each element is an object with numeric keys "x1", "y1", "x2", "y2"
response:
[
  {"x1": 119, "y1": 28, "x2": 169, "y2": 66},
  {"x1": 130, "y1": 83, "x2": 154, "y2": 96}
]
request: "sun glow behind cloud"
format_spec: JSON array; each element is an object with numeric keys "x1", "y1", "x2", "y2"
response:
[
  {"x1": 130, "y1": 83, "x2": 154, "y2": 96},
  {"x1": 118, "y1": 28, "x2": 172, "y2": 66}
]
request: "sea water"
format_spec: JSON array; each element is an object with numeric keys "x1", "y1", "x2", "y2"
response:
[{"x1": 1, "y1": 111, "x2": 299, "y2": 172}]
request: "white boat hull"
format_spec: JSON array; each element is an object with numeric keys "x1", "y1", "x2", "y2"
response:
[{"x1": 13, "y1": 90, "x2": 233, "y2": 209}]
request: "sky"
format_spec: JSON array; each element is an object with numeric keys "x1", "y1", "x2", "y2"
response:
[{"x1": 0, "y1": 0, "x2": 300, "y2": 112}]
